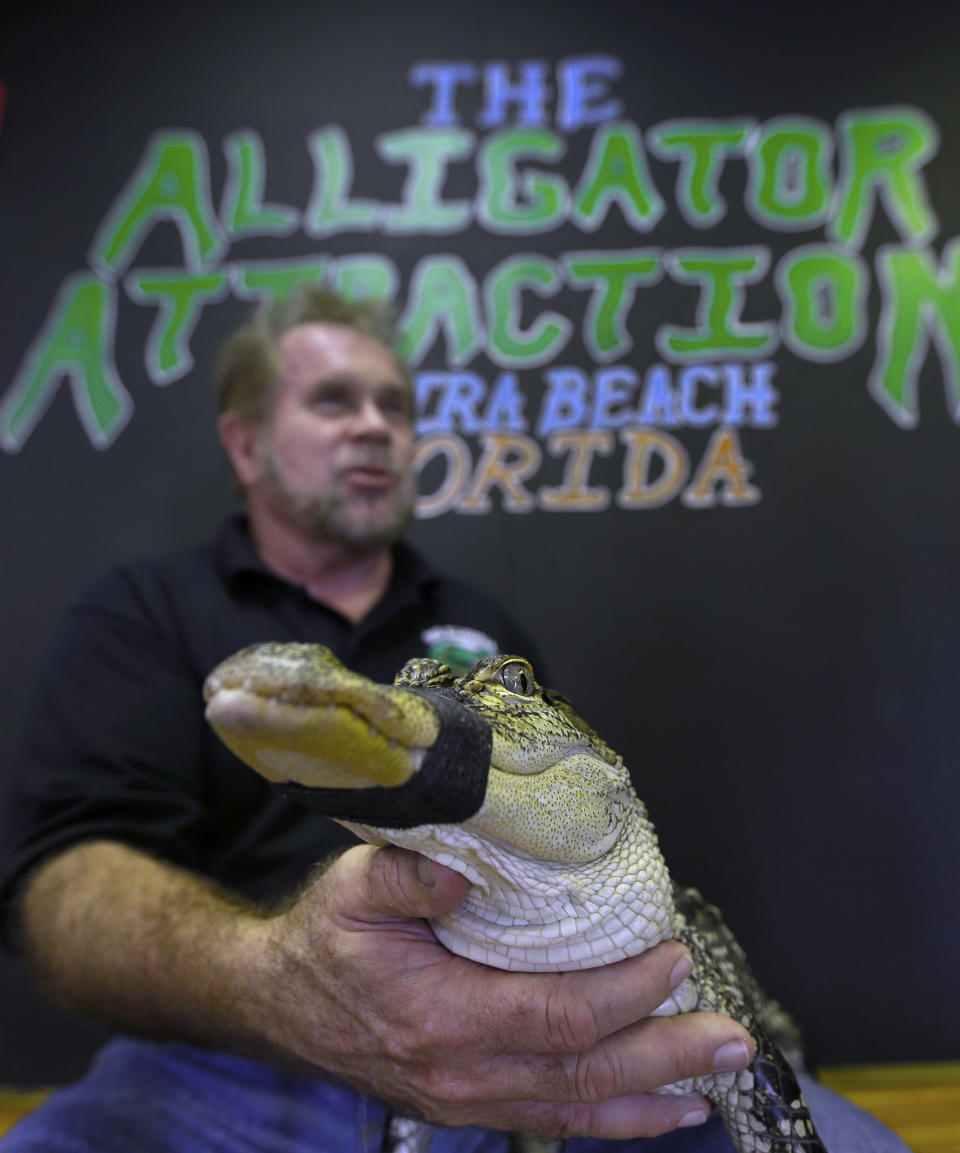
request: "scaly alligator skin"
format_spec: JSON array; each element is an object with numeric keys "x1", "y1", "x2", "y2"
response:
[{"x1": 204, "y1": 644, "x2": 827, "y2": 1153}]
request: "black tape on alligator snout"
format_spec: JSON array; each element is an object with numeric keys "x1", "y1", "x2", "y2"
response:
[{"x1": 276, "y1": 687, "x2": 491, "y2": 828}]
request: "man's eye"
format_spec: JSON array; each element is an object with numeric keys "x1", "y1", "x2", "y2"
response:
[
  {"x1": 312, "y1": 390, "x2": 347, "y2": 410},
  {"x1": 499, "y1": 661, "x2": 533, "y2": 695},
  {"x1": 380, "y1": 393, "x2": 412, "y2": 421}
]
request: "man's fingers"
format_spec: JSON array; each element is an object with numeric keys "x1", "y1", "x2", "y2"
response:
[
  {"x1": 395, "y1": 1083, "x2": 712, "y2": 1143},
  {"x1": 331, "y1": 845, "x2": 471, "y2": 924},
  {"x1": 467, "y1": 941, "x2": 694, "y2": 1055},
  {"x1": 421, "y1": 1009, "x2": 752, "y2": 1109},
  {"x1": 511, "y1": 1090, "x2": 713, "y2": 1142},
  {"x1": 536, "y1": 1010, "x2": 753, "y2": 1104}
]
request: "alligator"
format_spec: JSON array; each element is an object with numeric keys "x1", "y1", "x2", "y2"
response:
[{"x1": 204, "y1": 643, "x2": 828, "y2": 1153}]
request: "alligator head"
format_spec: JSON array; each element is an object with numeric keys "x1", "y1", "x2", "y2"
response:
[{"x1": 203, "y1": 643, "x2": 675, "y2": 971}]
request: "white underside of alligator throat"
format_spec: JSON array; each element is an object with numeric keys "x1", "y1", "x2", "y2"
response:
[{"x1": 355, "y1": 806, "x2": 676, "y2": 972}]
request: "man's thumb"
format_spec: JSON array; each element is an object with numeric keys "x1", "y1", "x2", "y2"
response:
[{"x1": 362, "y1": 845, "x2": 470, "y2": 919}]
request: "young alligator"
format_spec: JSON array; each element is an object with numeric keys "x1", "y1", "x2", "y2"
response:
[{"x1": 204, "y1": 643, "x2": 828, "y2": 1153}]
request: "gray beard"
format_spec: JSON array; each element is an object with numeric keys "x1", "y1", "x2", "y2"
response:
[{"x1": 260, "y1": 456, "x2": 415, "y2": 552}]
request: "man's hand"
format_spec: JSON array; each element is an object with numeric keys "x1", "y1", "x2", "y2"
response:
[
  {"x1": 243, "y1": 844, "x2": 755, "y2": 1140},
  {"x1": 22, "y1": 840, "x2": 753, "y2": 1140}
]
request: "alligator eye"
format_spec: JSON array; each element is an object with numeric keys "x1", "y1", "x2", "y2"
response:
[{"x1": 499, "y1": 661, "x2": 533, "y2": 695}]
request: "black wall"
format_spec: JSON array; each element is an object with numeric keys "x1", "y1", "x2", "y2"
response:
[{"x1": 1, "y1": 0, "x2": 957, "y2": 1083}]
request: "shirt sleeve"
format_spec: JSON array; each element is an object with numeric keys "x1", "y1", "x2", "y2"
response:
[{"x1": 0, "y1": 567, "x2": 211, "y2": 950}]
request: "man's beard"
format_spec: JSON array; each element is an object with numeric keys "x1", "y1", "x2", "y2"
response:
[{"x1": 260, "y1": 453, "x2": 415, "y2": 551}]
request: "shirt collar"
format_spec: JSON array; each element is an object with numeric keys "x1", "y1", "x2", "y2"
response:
[{"x1": 215, "y1": 513, "x2": 440, "y2": 602}]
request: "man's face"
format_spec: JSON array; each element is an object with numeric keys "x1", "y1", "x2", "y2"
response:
[{"x1": 252, "y1": 322, "x2": 416, "y2": 549}]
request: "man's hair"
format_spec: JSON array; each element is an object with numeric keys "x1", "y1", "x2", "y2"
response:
[{"x1": 214, "y1": 285, "x2": 405, "y2": 421}]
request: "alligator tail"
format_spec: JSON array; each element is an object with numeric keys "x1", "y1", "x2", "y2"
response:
[{"x1": 715, "y1": 1023, "x2": 827, "y2": 1152}]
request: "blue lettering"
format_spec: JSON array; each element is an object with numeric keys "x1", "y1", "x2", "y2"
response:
[
  {"x1": 592, "y1": 366, "x2": 637, "y2": 427},
  {"x1": 415, "y1": 371, "x2": 487, "y2": 433},
  {"x1": 720, "y1": 362, "x2": 779, "y2": 426},
  {"x1": 677, "y1": 365, "x2": 720, "y2": 426},
  {"x1": 484, "y1": 371, "x2": 528, "y2": 430},
  {"x1": 636, "y1": 364, "x2": 680, "y2": 427},
  {"x1": 537, "y1": 367, "x2": 589, "y2": 436},
  {"x1": 479, "y1": 61, "x2": 551, "y2": 128},
  {"x1": 409, "y1": 62, "x2": 478, "y2": 127},
  {"x1": 557, "y1": 56, "x2": 624, "y2": 132}
]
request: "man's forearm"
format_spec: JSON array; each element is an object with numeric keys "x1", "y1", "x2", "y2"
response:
[
  {"x1": 19, "y1": 840, "x2": 753, "y2": 1140},
  {"x1": 20, "y1": 841, "x2": 278, "y2": 1058}
]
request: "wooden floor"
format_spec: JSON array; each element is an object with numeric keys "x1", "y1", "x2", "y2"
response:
[
  {"x1": 820, "y1": 1062, "x2": 960, "y2": 1153},
  {"x1": 0, "y1": 1062, "x2": 958, "y2": 1147},
  {"x1": 0, "y1": 1088, "x2": 50, "y2": 1138}
]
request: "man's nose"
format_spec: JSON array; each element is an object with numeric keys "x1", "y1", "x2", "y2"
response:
[{"x1": 350, "y1": 399, "x2": 391, "y2": 439}]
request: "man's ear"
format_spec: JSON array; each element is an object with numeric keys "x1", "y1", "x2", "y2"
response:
[{"x1": 217, "y1": 411, "x2": 262, "y2": 488}]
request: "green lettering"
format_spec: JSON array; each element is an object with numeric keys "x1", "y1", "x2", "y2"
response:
[
  {"x1": 125, "y1": 270, "x2": 229, "y2": 383},
  {"x1": 658, "y1": 248, "x2": 777, "y2": 359},
  {"x1": 221, "y1": 130, "x2": 299, "y2": 238},
  {"x1": 333, "y1": 255, "x2": 399, "y2": 303},
  {"x1": 564, "y1": 250, "x2": 661, "y2": 360},
  {"x1": 477, "y1": 128, "x2": 567, "y2": 233},
  {"x1": 377, "y1": 128, "x2": 473, "y2": 233},
  {"x1": 0, "y1": 275, "x2": 130, "y2": 451},
  {"x1": 777, "y1": 245, "x2": 867, "y2": 362},
  {"x1": 648, "y1": 119, "x2": 752, "y2": 226},
  {"x1": 485, "y1": 255, "x2": 571, "y2": 366},
  {"x1": 747, "y1": 117, "x2": 833, "y2": 229},
  {"x1": 399, "y1": 255, "x2": 484, "y2": 367},
  {"x1": 306, "y1": 126, "x2": 378, "y2": 236},
  {"x1": 573, "y1": 122, "x2": 664, "y2": 231},
  {"x1": 832, "y1": 108, "x2": 939, "y2": 249},
  {"x1": 90, "y1": 131, "x2": 224, "y2": 276},
  {"x1": 234, "y1": 258, "x2": 330, "y2": 305},
  {"x1": 870, "y1": 241, "x2": 960, "y2": 427}
]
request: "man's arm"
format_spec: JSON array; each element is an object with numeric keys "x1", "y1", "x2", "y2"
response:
[{"x1": 21, "y1": 839, "x2": 754, "y2": 1140}]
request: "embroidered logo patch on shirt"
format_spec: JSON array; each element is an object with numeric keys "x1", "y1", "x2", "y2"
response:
[{"x1": 420, "y1": 625, "x2": 499, "y2": 674}]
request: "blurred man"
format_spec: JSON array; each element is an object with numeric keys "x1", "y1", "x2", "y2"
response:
[{"x1": 0, "y1": 288, "x2": 753, "y2": 1151}]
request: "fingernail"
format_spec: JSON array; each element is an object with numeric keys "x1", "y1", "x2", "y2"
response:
[
  {"x1": 713, "y1": 1040, "x2": 751, "y2": 1073},
  {"x1": 417, "y1": 855, "x2": 436, "y2": 887},
  {"x1": 669, "y1": 952, "x2": 694, "y2": 990},
  {"x1": 678, "y1": 1107, "x2": 709, "y2": 1128}
]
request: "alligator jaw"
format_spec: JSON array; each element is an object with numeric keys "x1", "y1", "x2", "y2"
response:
[
  {"x1": 204, "y1": 643, "x2": 492, "y2": 828},
  {"x1": 203, "y1": 643, "x2": 441, "y2": 791}
]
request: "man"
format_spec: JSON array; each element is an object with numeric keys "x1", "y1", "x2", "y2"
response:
[{"x1": 0, "y1": 288, "x2": 756, "y2": 1151}]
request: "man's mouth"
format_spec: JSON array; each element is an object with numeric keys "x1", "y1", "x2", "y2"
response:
[{"x1": 339, "y1": 464, "x2": 398, "y2": 490}]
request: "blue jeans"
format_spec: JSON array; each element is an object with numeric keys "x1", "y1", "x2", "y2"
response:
[{"x1": 0, "y1": 1037, "x2": 911, "y2": 1152}]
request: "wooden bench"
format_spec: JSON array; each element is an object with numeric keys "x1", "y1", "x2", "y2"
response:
[
  {"x1": 1, "y1": 1063, "x2": 957, "y2": 1148},
  {"x1": 820, "y1": 1062, "x2": 960, "y2": 1152}
]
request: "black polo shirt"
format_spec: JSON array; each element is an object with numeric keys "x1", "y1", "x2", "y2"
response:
[{"x1": 0, "y1": 517, "x2": 543, "y2": 949}]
